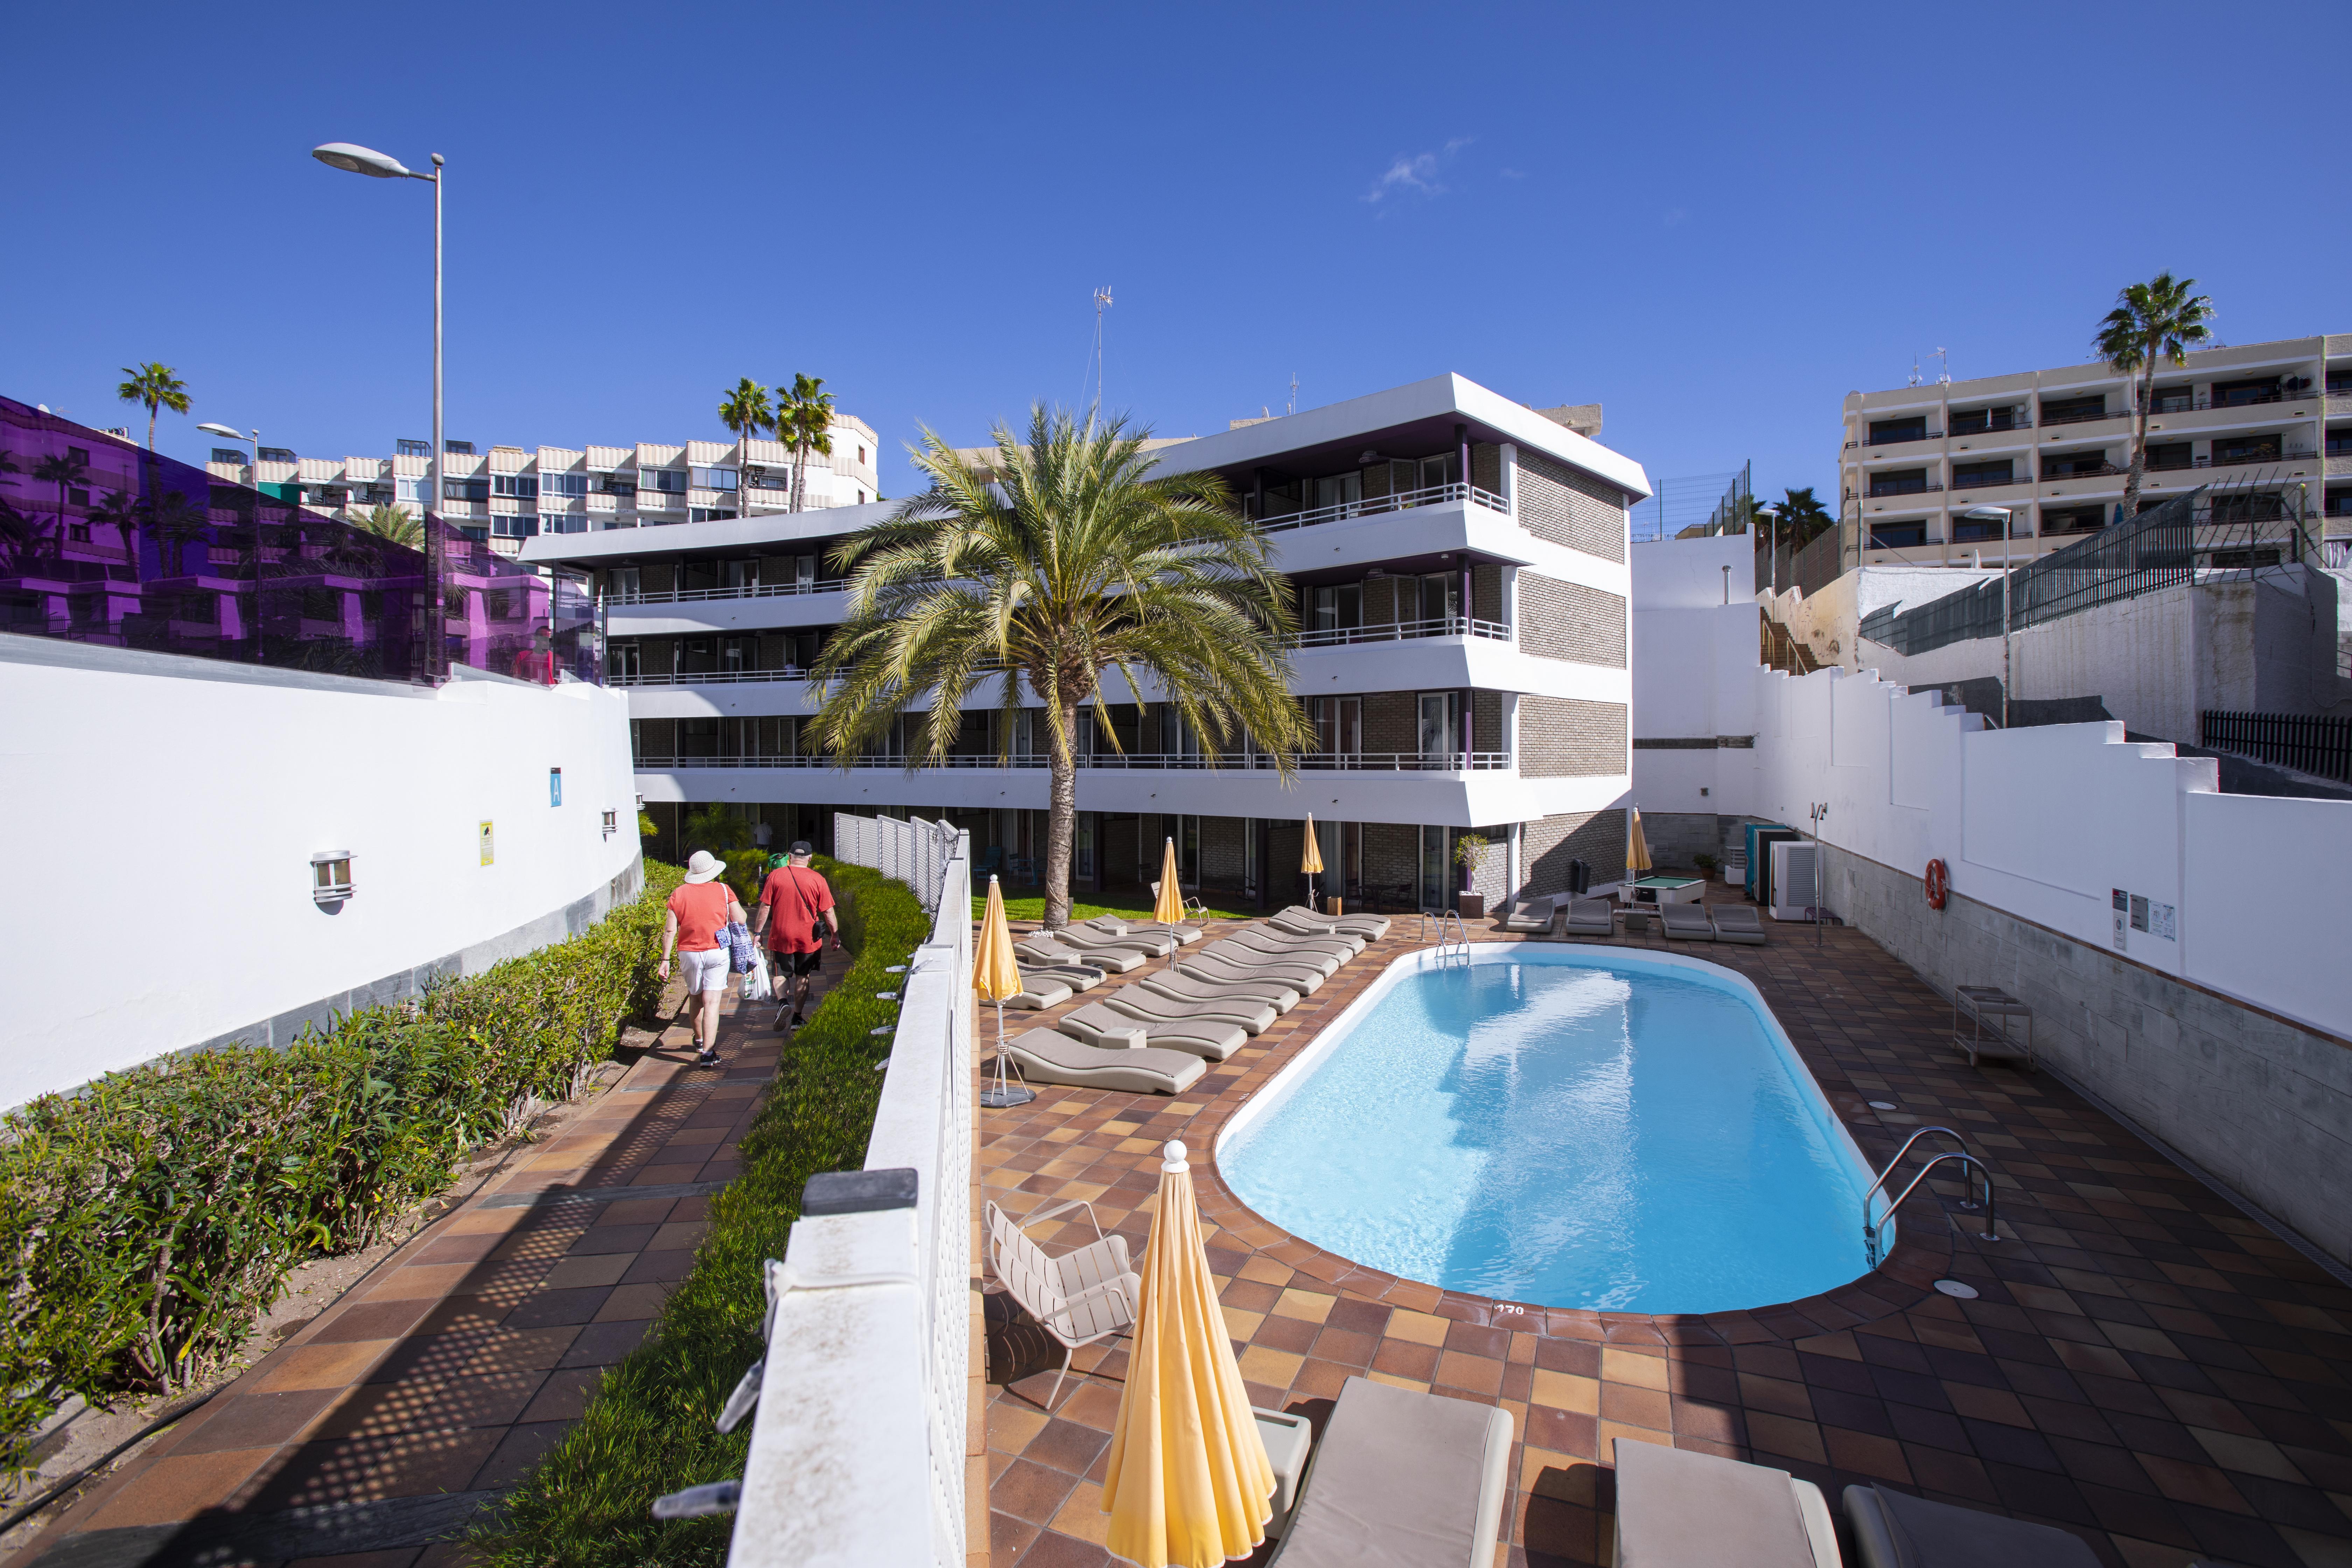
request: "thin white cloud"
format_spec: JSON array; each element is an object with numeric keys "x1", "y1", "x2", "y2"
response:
[{"x1": 1365, "y1": 153, "x2": 1443, "y2": 203}]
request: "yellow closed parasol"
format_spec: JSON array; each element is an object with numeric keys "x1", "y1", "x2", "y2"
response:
[
  {"x1": 1101, "y1": 1141, "x2": 1275, "y2": 1568},
  {"x1": 1300, "y1": 813, "x2": 1324, "y2": 912},
  {"x1": 975, "y1": 873, "x2": 1033, "y2": 1107},
  {"x1": 1154, "y1": 837, "x2": 1186, "y2": 926},
  {"x1": 1629, "y1": 805, "x2": 1652, "y2": 881}
]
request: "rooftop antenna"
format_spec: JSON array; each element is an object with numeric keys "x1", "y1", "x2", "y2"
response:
[
  {"x1": 1288, "y1": 372, "x2": 1298, "y2": 415},
  {"x1": 1907, "y1": 357, "x2": 1922, "y2": 388},
  {"x1": 1934, "y1": 347, "x2": 1951, "y2": 385},
  {"x1": 1090, "y1": 286, "x2": 1113, "y2": 413}
]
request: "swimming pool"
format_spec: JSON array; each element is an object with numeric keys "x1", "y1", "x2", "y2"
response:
[{"x1": 1216, "y1": 945, "x2": 1881, "y2": 1315}]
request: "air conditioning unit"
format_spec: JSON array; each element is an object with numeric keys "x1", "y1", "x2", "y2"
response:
[{"x1": 1769, "y1": 840, "x2": 1819, "y2": 921}]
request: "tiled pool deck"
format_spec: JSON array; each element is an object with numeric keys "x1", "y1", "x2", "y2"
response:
[{"x1": 981, "y1": 896, "x2": 2352, "y2": 1568}]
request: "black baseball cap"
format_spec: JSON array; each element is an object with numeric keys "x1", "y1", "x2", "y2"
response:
[{"x1": 789, "y1": 840, "x2": 814, "y2": 856}]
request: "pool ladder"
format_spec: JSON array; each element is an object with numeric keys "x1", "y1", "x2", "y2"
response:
[
  {"x1": 1861, "y1": 1126, "x2": 2000, "y2": 1267},
  {"x1": 1419, "y1": 909, "x2": 1470, "y2": 961}
]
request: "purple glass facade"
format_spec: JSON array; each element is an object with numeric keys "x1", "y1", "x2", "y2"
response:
[{"x1": 0, "y1": 397, "x2": 598, "y2": 685}]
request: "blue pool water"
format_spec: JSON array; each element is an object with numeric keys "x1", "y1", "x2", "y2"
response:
[{"x1": 1217, "y1": 947, "x2": 1878, "y2": 1315}]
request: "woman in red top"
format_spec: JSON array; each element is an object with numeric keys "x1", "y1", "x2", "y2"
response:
[{"x1": 660, "y1": 850, "x2": 747, "y2": 1067}]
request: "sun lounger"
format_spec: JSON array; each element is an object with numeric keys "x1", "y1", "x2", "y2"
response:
[
  {"x1": 1019, "y1": 960, "x2": 1108, "y2": 993},
  {"x1": 1182, "y1": 950, "x2": 1326, "y2": 994},
  {"x1": 1049, "y1": 924, "x2": 1177, "y2": 959},
  {"x1": 1709, "y1": 903, "x2": 1768, "y2": 945},
  {"x1": 1845, "y1": 1483, "x2": 2100, "y2": 1568},
  {"x1": 1210, "y1": 931, "x2": 1344, "y2": 974},
  {"x1": 1230, "y1": 919, "x2": 1359, "y2": 955},
  {"x1": 1100, "y1": 983, "x2": 1277, "y2": 1036},
  {"x1": 1016, "y1": 933, "x2": 1146, "y2": 974},
  {"x1": 1085, "y1": 914, "x2": 1203, "y2": 946},
  {"x1": 1262, "y1": 914, "x2": 1368, "y2": 953},
  {"x1": 1561, "y1": 898, "x2": 1614, "y2": 937},
  {"x1": 1611, "y1": 1436, "x2": 1838, "y2": 1568},
  {"x1": 1266, "y1": 1375, "x2": 1512, "y2": 1568},
  {"x1": 1000, "y1": 976, "x2": 1074, "y2": 1009},
  {"x1": 1659, "y1": 903, "x2": 1715, "y2": 941},
  {"x1": 1278, "y1": 905, "x2": 1391, "y2": 941},
  {"x1": 1057, "y1": 1001, "x2": 1243, "y2": 1061},
  {"x1": 1500, "y1": 894, "x2": 1561, "y2": 933},
  {"x1": 999, "y1": 1028, "x2": 1206, "y2": 1096},
  {"x1": 1142, "y1": 968, "x2": 1299, "y2": 1015}
]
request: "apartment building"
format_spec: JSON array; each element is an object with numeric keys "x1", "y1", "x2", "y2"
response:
[
  {"x1": 523, "y1": 374, "x2": 1652, "y2": 912},
  {"x1": 1840, "y1": 334, "x2": 2351, "y2": 569},
  {"x1": 203, "y1": 415, "x2": 882, "y2": 557}
]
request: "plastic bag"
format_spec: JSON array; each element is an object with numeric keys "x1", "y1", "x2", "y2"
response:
[{"x1": 740, "y1": 957, "x2": 772, "y2": 1001}]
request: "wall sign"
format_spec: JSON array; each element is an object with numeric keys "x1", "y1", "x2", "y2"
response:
[
  {"x1": 550, "y1": 767, "x2": 563, "y2": 807},
  {"x1": 480, "y1": 821, "x2": 496, "y2": 866},
  {"x1": 2110, "y1": 887, "x2": 2176, "y2": 949}
]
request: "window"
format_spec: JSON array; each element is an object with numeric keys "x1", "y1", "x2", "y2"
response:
[
  {"x1": 856, "y1": 446, "x2": 867, "y2": 464},
  {"x1": 396, "y1": 438, "x2": 432, "y2": 457},
  {"x1": 689, "y1": 508, "x2": 739, "y2": 524},
  {"x1": 2040, "y1": 451, "x2": 2113, "y2": 479},
  {"x1": 2146, "y1": 442, "x2": 2192, "y2": 471},
  {"x1": 643, "y1": 469, "x2": 687, "y2": 493},
  {"x1": 1311, "y1": 695, "x2": 1360, "y2": 757},
  {"x1": 1948, "y1": 406, "x2": 2021, "y2": 435},
  {"x1": 1313, "y1": 472, "x2": 1362, "y2": 513},
  {"x1": 596, "y1": 471, "x2": 637, "y2": 496},
  {"x1": 1418, "y1": 453, "x2": 1459, "y2": 491},
  {"x1": 68, "y1": 487, "x2": 90, "y2": 507},
  {"x1": 542, "y1": 472, "x2": 588, "y2": 496},
  {"x1": 2329, "y1": 429, "x2": 2352, "y2": 457},
  {"x1": 691, "y1": 466, "x2": 738, "y2": 491},
  {"x1": 492, "y1": 474, "x2": 539, "y2": 499},
  {"x1": 1869, "y1": 468, "x2": 1930, "y2": 497},
  {"x1": 2039, "y1": 393, "x2": 2107, "y2": 423},
  {"x1": 1417, "y1": 691, "x2": 1460, "y2": 762},
  {"x1": 1416, "y1": 572, "x2": 1461, "y2": 625},
  {"x1": 2329, "y1": 370, "x2": 2352, "y2": 397},
  {"x1": 257, "y1": 446, "x2": 295, "y2": 463},
  {"x1": 444, "y1": 440, "x2": 476, "y2": 455},
  {"x1": 1952, "y1": 512, "x2": 2008, "y2": 543},
  {"x1": 1419, "y1": 826, "x2": 1451, "y2": 911},
  {"x1": 210, "y1": 447, "x2": 247, "y2": 464},
  {"x1": 65, "y1": 446, "x2": 90, "y2": 464},
  {"x1": 1868, "y1": 416, "x2": 1927, "y2": 444},
  {"x1": 1868, "y1": 520, "x2": 1930, "y2": 549},
  {"x1": 2040, "y1": 505, "x2": 2107, "y2": 535},
  {"x1": 491, "y1": 514, "x2": 538, "y2": 538},
  {"x1": 549, "y1": 514, "x2": 587, "y2": 534},
  {"x1": 2147, "y1": 385, "x2": 2194, "y2": 415},
  {"x1": 396, "y1": 476, "x2": 427, "y2": 504},
  {"x1": 1310, "y1": 582, "x2": 1361, "y2": 635},
  {"x1": 2213, "y1": 378, "x2": 2282, "y2": 408},
  {"x1": 444, "y1": 478, "x2": 490, "y2": 503},
  {"x1": 2214, "y1": 434, "x2": 2281, "y2": 465},
  {"x1": 1951, "y1": 459, "x2": 2013, "y2": 490}
]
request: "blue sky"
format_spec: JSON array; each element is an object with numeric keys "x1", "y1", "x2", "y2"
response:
[{"x1": 13, "y1": 2, "x2": 2346, "y2": 508}]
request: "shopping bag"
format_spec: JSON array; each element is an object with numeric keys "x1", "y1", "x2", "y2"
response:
[{"x1": 740, "y1": 958, "x2": 772, "y2": 1001}]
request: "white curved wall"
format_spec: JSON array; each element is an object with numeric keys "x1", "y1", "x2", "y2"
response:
[{"x1": 0, "y1": 643, "x2": 642, "y2": 1108}]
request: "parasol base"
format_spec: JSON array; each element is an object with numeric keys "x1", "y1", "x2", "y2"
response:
[{"x1": 979, "y1": 1085, "x2": 1037, "y2": 1109}]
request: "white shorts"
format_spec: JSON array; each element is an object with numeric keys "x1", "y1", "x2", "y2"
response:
[{"x1": 680, "y1": 947, "x2": 730, "y2": 995}]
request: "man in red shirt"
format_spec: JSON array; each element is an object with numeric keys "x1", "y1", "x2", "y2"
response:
[{"x1": 753, "y1": 841, "x2": 840, "y2": 1032}]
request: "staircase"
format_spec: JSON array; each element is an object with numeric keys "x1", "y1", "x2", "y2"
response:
[{"x1": 1761, "y1": 617, "x2": 1820, "y2": 676}]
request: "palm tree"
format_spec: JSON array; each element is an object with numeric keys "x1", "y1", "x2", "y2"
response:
[
  {"x1": 89, "y1": 489, "x2": 143, "y2": 566},
  {"x1": 807, "y1": 406, "x2": 1316, "y2": 929},
  {"x1": 144, "y1": 491, "x2": 212, "y2": 578},
  {"x1": 2094, "y1": 272, "x2": 2216, "y2": 513},
  {"x1": 778, "y1": 373, "x2": 834, "y2": 513},
  {"x1": 351, "y1": 503, "x2": 424, "y2": 550},
  {"x1": 1774, "y1": 486, "x2": 1834, "y2": 547},
  {"x1": 31, "y1": 451, "x2": 87, "y2": 559},
  {"x1": 115, "y1": 363, "x2": 192, "y2": 453},
  {"x1": 717, "y1": 378, "x2": 774, "y2": 510}
]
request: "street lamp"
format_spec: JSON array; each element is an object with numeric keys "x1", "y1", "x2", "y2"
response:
[
  {"x1": 1961, "y1": 506, "x2": 2016, "y2": 729},
  {"x1": 313, "y1": 141, "x2": 443, "y2": 680},
  {"x1": 1757, "y1": 502, "x2": 1781, "y2": 597}
]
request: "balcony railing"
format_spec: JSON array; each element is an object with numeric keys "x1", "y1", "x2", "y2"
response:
[
  {"x1": 1253, "y1": 479, "x2": 1506, "y2": 535},
  {"x1": 1293, "y1": 614, "x2": 1508, "y2": 648},
  {"x1": 633, "y1": 749, "x2": 1513, "y2": 773},
  {"x1": 1948, "y1": 414, "x2": 2032, "y2": 437},
  {"x1": 610, "y1": 577, "x2": 850, "y2": 605},
  {"x1": 1868, "y1": 480, "x2": 1943, "y2": 497},
  {"x1": 1863, "y1": 427, "x2": 1940, "y2": 446},
  {"x1": 2038, "y1": 405, "x2": 2123, "y2": 427},
  {"x1": 2145, "y1": 388, "x2": 2316, "y2": 413},
  {"x1": 2040, "y1": 462, "x2": 2125, "y2": 481},
  {"x1": 1950, "y1": 469, "x2": 2023, "y2": 490}
]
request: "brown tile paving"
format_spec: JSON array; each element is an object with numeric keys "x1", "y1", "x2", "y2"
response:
[
  {"x1": 9, "y1": 956, "x2": 838, "y2": 1568},
  {"x1": 983, "y1": 899, "x2": 2352, "y2": 1568}
]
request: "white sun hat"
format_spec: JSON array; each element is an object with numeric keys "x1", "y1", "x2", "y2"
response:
[{"x1": 684, "y1": 849, "x2": 726, "y2": 883}]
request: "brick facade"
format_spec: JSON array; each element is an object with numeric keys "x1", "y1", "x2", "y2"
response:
[
  {"x1": 1516, "y1": 573, "x2": 1627, "y2": 667},
  {"x1": 1361, "y1": 821, "x2": 1419, "y2": 906},
  {"x1": 1199, "y1": 814, "x2": 1248, "y2": 889},
  {"x1": 1521, "y1": 809, "x2": 1629, "y2": 896},
  {"x1": 1472, "y1": 562, "x2": 1502, "y2": 623},
  {"x1": 1517, "y1": 450, "x2": 1627, "y2": 564},
  {"x1": 1516, "y1": 695, "x2": 1628, "y2": 778},
  {"x1": 1472, "y1": 691, "x2": 1501, "y2": 753},
  {"x1": 1472, "y1": 442, "x2": 1502, "y2": 495}
]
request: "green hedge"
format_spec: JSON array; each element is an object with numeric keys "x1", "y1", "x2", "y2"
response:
[
  {"x1": 0, "y1": 860, "x2": 682, "y2": 1480},
  {"x1": 478, "y1": 856, "x2": 929, "y2": 1568}
]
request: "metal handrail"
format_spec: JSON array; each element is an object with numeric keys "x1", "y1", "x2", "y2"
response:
[
  {"x1": 631, "y1": 749, "x2": 1516, "y2": 774},
  {"x1": 1859, "y1": 1126, "x2": 2000, "y2": 1265},
  {"x1": 612, "y1": 578, "x2": 850, "y2": 605},
  {"x1": 1252, "y1": 480, "x2": 1508, "y2": 535},
  {"x1": 1416, "y1": 909, "x2": 1470, "y2": 959},
  {"x1": 1292, "y1": 614, "x2": 1510, "y2": 648}
]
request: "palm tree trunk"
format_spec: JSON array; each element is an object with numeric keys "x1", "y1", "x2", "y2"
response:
[
  {"x1": 2123, "y1": 355, "x2": 2153, "y2": 515},
  {"x1": 147, "y1": 401, "x2": 157, "y2": 453},
  {"x1": 1043, "y1": 699, "x2": 1079, "y2": 930}
]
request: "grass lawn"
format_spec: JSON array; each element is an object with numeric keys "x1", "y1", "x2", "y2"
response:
[{"x1": 973, "y1": 887, "x2": 1258, "y2": 923}]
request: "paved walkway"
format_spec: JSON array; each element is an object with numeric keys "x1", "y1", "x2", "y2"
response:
[
  {"x1": 9, "y1": 964, "x2": 822, "y2": 1568},
  {"x1": 981, "y1": 895, "x2": 2352, "y2": 1568}
]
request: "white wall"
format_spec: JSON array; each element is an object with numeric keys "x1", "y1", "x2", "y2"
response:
[
  {"x1": 0, "y1": 648, "x2": 642, "y2": 1108},
  {"x1": 1629, "y1": 534, "x2": 1761, "y2": 812},
  {"x1": 1742, "y1": 661, "x2": 2352, "y2": 1038}
]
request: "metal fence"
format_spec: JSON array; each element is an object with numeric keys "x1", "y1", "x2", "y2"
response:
[
  {"x1": 1632, "y1": 464, "x2": 1749, "y2": 545},
  {"x1": 2202, "y1": 711, "x2": 2352, "y2": 784},
  {"x1": 732, "y1": 822, "x2": 974, "y2": 1566},
  {"x1": 1857, "y1": 484, "x2": 2315, "y2": 658}
]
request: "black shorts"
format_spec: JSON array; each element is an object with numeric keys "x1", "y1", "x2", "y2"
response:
[{"x1": 771, "y1": 948, "x2": 823, "y2": 978}]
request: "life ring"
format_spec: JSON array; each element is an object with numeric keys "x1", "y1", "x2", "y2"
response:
[{"x1": 1924, "y1": 859, "x2": 1949, "y2": 911}]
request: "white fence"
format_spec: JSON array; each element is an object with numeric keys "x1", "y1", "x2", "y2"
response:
[{"x1": 729, "y1": 822, "x2": 974, "y2": 1567}]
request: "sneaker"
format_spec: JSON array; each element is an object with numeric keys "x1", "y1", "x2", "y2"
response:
[
  {"x1": 772, "y1": 1006, "x2": 791, "y2": 1031},
  {"x1": 787, "y1": 1013, "x2": 805, "y2": 1032},
  {"x1": 697, "y1": 1045, "x2": 721, "y2": 1067}
]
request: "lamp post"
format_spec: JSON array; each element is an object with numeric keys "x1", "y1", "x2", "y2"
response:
[
  {"x1": 312, "y1": 141, "x2": 443, "y2": 682},
  {"x1": 1961, "y1": 506, "x2": 2015, "y2": 729},
  {"x1": 1757, "y1": 502, "x2": 1781, "y2": 596},
  {"x1": 197, "y1": 421, "x2": 263, "y2": 659}
]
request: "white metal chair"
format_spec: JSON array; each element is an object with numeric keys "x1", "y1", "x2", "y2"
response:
[
  {"x1": 1151, "y1": 878, "x2": 1211, "y2": 919},
  {"x1": 983, "y1": 1197, "x2": 1141, "y2": 1409}
]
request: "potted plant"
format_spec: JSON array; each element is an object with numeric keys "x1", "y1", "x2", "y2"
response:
[{"x1": 1453, "y1": 832, "x2": 1492, "y2": 920}]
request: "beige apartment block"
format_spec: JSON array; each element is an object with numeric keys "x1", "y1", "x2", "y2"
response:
[
  {"x1": 1839, "y1": 334, "x2": 2352, "y2": 571},
  {"x1": 203, "y1": 415, "x2": 882, "y2": 557}
]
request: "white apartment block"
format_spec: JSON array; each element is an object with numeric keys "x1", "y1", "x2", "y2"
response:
[
  {"x1": 522, "y1": 374, "x2": 1654, "y2": 913},
  {"x1": 1841, "y1": 334, "x2": 2351, "y2": 569},
  {"x1": 203, "y1": 415, "x2": 882, "y2": 557}
]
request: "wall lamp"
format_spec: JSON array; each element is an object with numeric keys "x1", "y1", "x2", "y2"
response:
[{"x1": 313, "y1": 850, "x2": 354, "y2": 905}]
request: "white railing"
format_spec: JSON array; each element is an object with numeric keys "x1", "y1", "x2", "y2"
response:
[
  {"x1": 730, "y1": 819, "x2": 972, "y2": 1567},
  {"x1": 1292, "y1": 613, "x2": 1509, "y2": 648},
  {"x1": 636, "y1": 749, "x2": 1514, "y2": 775},
  {"x1": 610, "y1": 578, "x2": 851, "y2": 606},
  {"x1": 1253, "y1": 479, "x2": 1508, "y2": 535}
]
